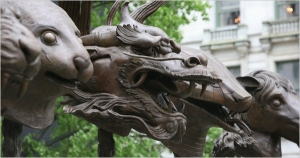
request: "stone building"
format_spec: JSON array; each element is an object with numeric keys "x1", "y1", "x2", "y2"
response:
[{"x1": 179, "y1": 0, "x2": 299, "y2": 157}]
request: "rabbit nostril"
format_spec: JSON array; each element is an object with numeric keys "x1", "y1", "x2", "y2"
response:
[
  {"x1": 184, "y1": 57, "x2": 201, "y2": 67},
  {"x1": 74, "y1": 57, "x2": 89, "y2": 70}
]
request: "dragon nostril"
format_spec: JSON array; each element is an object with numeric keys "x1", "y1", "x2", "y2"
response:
[
  {"x1": 195, "y1": 53, "x2": 208, "y2": 66},
  {"x1": 184, "y1": 56, "x2": 201, "y2": 67},
  {"x1": 74, "y1": 57, "x2": 90, "y2": 71}
]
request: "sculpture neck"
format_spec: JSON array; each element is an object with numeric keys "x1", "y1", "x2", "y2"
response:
[
  {"x1": 162, "y1": 125, "x2": 210, "y2": 157},
  {"x1": 252, "y1": 132, "x2": 282, "y2": 157}
]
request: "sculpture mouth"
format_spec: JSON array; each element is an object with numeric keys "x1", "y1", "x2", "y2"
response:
[
  {"x1": 277, "y1": 123, "x2": 299, "y2": 145},
  {"x1": 44, "y1": 71, "x2": 77, "y2": 89},
  {"x1": 184, "y1": 97, "x2": 251, "y2": 135}
]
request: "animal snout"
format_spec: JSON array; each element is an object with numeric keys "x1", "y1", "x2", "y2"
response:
[
  {"x1": 184, "y1": 53, "x2": 208, "y2": 67},
  {"x1": 73, "y1": 56, "x2": 93, "y2": 82},
  {"x1": 232, "y1": 89, "x2": 253, "y2": 112}
]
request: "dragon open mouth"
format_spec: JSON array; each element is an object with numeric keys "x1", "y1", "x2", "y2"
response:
[
  {"x1": 44, "y1": 71, "x2": 77, "y2": 89},
  {"x1": 184, "y1": 97, "x2": 251, "y2": 136},
  {"x1": 133, "y1": 71, "x2": 194, "y2": 111}
]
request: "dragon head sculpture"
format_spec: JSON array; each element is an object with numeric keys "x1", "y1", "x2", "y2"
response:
[{"x1": 63, "y1": 1, "x2": 222, "y2": 143}]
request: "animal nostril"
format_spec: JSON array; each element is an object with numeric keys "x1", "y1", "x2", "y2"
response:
[
  {"x1": 74, "y1": 57, "x2": 90, "y2": 71},
  {"x1": 195, "y1": 53, "x2": 208, "y2": 66},
  {"x1": 184, "y1": 57, "x2": 201, "y2": 67}
]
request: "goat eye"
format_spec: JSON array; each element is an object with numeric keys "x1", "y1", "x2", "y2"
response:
[
  {"x1": 41, "y1": 31, "x2": 57, "y2": 44},
  {"x1": 271, "y1": 99, "x2": 282, "y2": 108}
]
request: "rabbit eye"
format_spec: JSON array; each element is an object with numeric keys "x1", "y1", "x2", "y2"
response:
[{"x1": 41, "y1": 31, "x2": 57, "y2": 45}]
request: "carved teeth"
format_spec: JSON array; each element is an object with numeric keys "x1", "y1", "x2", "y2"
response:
[
  {"x1": 161, "y1": 93, "x2": 177, "y2": 113},
  {"x1": 199, "y1": 83, "x2": 207, "y2": 97},
  {"x1": 18, "y1": 79, "x2": 30, "y2": 99}
]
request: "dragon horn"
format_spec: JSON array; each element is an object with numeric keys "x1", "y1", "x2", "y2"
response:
[
  {"x1": 131, "y1": 0, "x2": 168, "y2": 23},
  {"x1": 106, "y1": 0, "x2": 122, "y2": 26}
]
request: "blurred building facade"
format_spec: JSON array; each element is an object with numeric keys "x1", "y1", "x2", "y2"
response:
[{"x1": 179, "y1": 0, "x2": 299, "y2": 157}]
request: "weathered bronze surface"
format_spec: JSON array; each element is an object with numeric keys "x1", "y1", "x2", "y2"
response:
[
  {"x1": 1, "y1": 0, "x2": 93, "y2": 129},
  {"x1": 160, "y1": 48, "x2": 254, "y2": 157},
  {"x1": 63, "y1": 1, "x2": 254, "y2": 157},
  {"x1": 63, "y1": 1, "x2": 222, "y2": 144},
  {"x1": 213, "y1": 70, "x2": 299, "y2": 157},
  {"x1": 1, "y1": 1, "x2": 41, "y2": 99},
  {"x1": 1, "y1": 1, "x2": 94, "y2": 156},
  {"x1": 2, "y1": 0, "x2": 298, "y2": 157}
]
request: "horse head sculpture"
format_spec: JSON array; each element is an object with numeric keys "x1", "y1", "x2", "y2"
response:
[
  {"x1": 213, "y1": 70, "x2": 299, "y2": 157},
  {"x1": 63, "y1": 1, "x2": 224, "y2": 143},
  {"x1": 1, "y1": 0, "x2": 93, "y2": 129}
]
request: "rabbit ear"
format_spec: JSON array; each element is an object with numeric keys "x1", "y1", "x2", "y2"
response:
[
  {"x1": 130, "y1": 0, "x2": 168, "y2": 24},
  {"x1": 236, "y1": 76, "x2": 260, "y2": 88}
]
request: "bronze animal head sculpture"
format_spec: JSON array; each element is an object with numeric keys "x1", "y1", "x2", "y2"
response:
[
  {"x1": 160, "y1": 48, "x2": 254, "y2": 157},
  {"x1": 213, "y1": 70, "x2": 299, "y2": 157},
  {"x1": 1, "y1": 1, "x2": 41, "y2": 98},
  {"x1": 63, "y1": 1, "x2": 222, "y2": 143},
  {"x1": 1, "y1": 0, "x2": 93, "y2": 129}
]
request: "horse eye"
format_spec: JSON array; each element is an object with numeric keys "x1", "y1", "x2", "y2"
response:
[
  {"x1": 271, "y1": 99, "x2": 282, "y2": 108},
  {"x1": 41, "y1": 31, "x2": 57, "y2": 44}
]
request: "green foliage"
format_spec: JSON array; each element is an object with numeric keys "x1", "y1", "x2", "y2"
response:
[
  {"x1": 203, "y1": 127, "x2": 222, "y2": 157},
  {"x1": 91, "y1": 0, "x2": 211, "y2": 42},
  {"x1": 114, "y1": 132, "x2": 164, "y2": 157},
  {"x1": 22, "y1": 97, "x2": 99, "y2": 157}
]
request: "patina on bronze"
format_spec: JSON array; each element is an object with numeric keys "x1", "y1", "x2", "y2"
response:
[
  {"x1": 1, "y1": 0, "x2": 93, "y2": 129},
  {"x1": 1, "y1": 2, "x2": 42, "y2": 156},
  {"x1": 160, "y1": 48, "x2": 254, "y2": 157},
  {"x1": 213, "y1": 70, "x2": 299, "y2": 157},
  {"x1": 63, "y1": 0, "x2": 221, "y2": 144},
  {"x1": 1, "y1": 0, "x2": 94, "y2": 156},
  {"x1": 63, "y1": 1, "x2": 254, "y2": 157},
  {"x1": 1, "y1": 1, "x2": 41, "y2": 99}
]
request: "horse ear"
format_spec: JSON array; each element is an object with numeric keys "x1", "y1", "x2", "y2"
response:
[{"x1": 236, "y1": 76, "x2": 260, "y2": 88}]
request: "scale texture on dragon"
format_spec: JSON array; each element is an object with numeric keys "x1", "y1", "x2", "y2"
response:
[{"x1": 63, "y1": 1, "x2": 223, "y2": 143}]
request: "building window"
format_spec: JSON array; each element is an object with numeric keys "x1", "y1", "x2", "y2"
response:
[
  {"x1": 216, "y1": 1, "x2": 240, "y2": 27},
  {"x1": 276, "y1": 1, "x2": 299, "y2": 19},
  {"x1": 227, "y1": 66, "x2": 241, "y2": 78},
  {"x1": 276, "y1": 60, "x2": 299, "y2": 95}
]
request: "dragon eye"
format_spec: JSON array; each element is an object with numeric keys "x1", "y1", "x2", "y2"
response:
[
  {"x1": 41, "y1": 31, "x2": 57, "y2": 44},
  {"x1": 270, "y1": 99, "x2": 282, "y2": 108}
]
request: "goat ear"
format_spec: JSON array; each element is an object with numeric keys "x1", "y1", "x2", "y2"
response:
[{"x1": 236, "y1": 76, "x2": 260, "y2": 88}]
